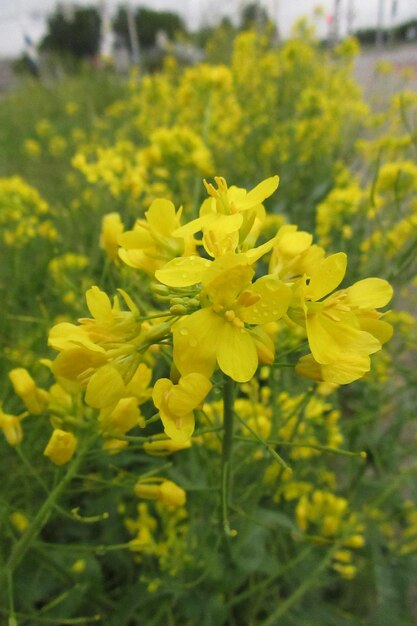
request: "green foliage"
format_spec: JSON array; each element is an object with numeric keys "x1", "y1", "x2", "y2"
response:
[
  {"x1": 113, "y1": 6, "x2": 187, "y2": 51},
  {"x1": 41, "y1": 6, "x2": 101, "y2": 59}
]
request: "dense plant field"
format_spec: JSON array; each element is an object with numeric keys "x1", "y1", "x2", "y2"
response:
[{"x1": 1, "y1": 30, "x2": 417, "y2": 625}]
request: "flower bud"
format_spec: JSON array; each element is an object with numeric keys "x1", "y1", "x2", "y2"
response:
[
  {"x1": 0, "y1": 409, "x2": 23, "y2": 446},
  {"x1": 159, "y1": 480, "x2": 186, "y2": 507},
  {"x1": 143, "y1": 438, "x2": 191, "y2": 455},
  {"x1": 44, "y1": 429, "x2": 77, "y2": 465},
  {"x1": 9, "y1": 368, "x2": 48, "y2": 415}
]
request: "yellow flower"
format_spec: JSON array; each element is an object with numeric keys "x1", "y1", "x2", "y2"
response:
[
  {"x1": 291, "y1": 253, "x2": 393, "y2": 384},
  {"x1": 269, "y1": 224, "x2": 325, "y2": 280},
  {"x1": 152, "y1": 373, "x2": 212, "y2": 442},
  {"x1": 118, "y1": 199, "x2": 194, "y2": 275},
  {"x1": 43, "y1": 429, "x2": 77, "y2": 465},
  {"x1": 170, "y1": 256, "x2": 292, "y2": 382},
  {"x1": 100, "y1": 212, "x2": 124, "y2": 262},
  {"x1": 174, "y1": 175, "x2": 279, "y2": 258}
]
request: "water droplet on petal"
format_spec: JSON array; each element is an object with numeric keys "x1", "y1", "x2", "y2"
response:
[{"x1": 179, "y1": 328, "x2": 188, "y2": 336}]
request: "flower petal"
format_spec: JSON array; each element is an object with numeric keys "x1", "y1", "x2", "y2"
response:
[
  {"x1": 167, "y1": 373, "x2": 212, "y2": 416},
  {"x1": 306, "y1": 253, "x2": 347, "y2": 301},
  {"x1": 217, "y1": 324, "x2": 258, "y2": 382},
  {"x1": 239, "y1": 275, "x2": 292, "y2": 324},
  {"x1": 146, "y1": 199, "x2": 177, "y2": 237},
  {"x1": 85, "y1": 365, "x2": 125, "y2": 408},
  {"x1": 173, "y1": 309, "x2": 221, "y2": 377},
  {"x1": 321, "y1": 355, "x2": 371, "y2": 384},
  {"x1": 204, "y1": 264, "x2": 254, "y2": 308},
  {"x1": 346, "y1": 278, "x2": 393, "y2": 309},
  {"x1": 152, "y1": 378, "x2": 173, "y2": 410},
  {"x1": 52, "y1": 348, "x2": 107, "y2": 381},
  {"x1": 296, "y1": 353, "x2": 371, "y2": 384},
  {"x1": 306, "y1": 313, "x2": 381, "y2": 364},
  {"x1": 239, "y1": 175, "x2": 279, "y2": 209},
  {"x1": 86, "y1": 286, "x2": 113, "y2": 320},
  {"x1": 358, "y1": 317, "x2": 393, "y2": 344},
  {"x1": 162, "y1": 410, "x2": 195, "y2": 443},
  {"x1": 155, "y1": 256, "x2": 212, "y2": 287}
]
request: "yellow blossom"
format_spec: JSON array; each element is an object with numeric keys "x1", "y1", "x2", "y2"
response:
[
  {"x1": 100, "y1": 212, "x2": 124, "y2": 262},
  {"x1": 169, "y1": 256, "x2": 291, "y2": 382},
  {"x1": 174, "y1": 175, "x2": 279, "y2": 258},
  {"x1": 291, "y1": 253, "x2": 393, "y2": 384},
  {"x1": 49, "y1": 287, "x2": 160, "y2": 409},
  {"x1": 152, "y1": 373, "x2": 212, "y2": 442},
  {"x1": 118, "y1": 198, "x2": 194, "y2": 274}
]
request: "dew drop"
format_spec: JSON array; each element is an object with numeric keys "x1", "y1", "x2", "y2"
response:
[{"x1": 179, "y1": 328, "x2": 189, "y2": 336}]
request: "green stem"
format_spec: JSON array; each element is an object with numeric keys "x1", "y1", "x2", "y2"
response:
[
  {"x1": 221, "y1": 374, "x2": 235, "y2": 538},
  {"x1": 0, "y1": 437, "x2": 91, "y2": 584}
]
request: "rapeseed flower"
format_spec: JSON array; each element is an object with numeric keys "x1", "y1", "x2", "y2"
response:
[
  {"x1": 152, "y1": 373, "x2": 212, "y2": 442},
  {"x1": 119, "y1": 198, "x2": 194, "y2": 274},
  {"x1": 174, "y1": 175, "x2": 279, "y2": 258},
  {"x1": 49, "y1": 287, "x2": 162, "y2": 409},
  {"x1": 291, "y1": 253, "x2": 393, "y2": 383},
  {"x1": 169, "y1": 256, "x2": 291, "y2": 382}
]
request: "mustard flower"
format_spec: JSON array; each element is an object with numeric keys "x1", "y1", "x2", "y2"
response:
[
  {"x1": 100, "y1": 212, "x2": 124, "y2": 263},
  {"x1": 152, "y1": 373, "x2": 212, "y2": 442},
  {"x1": 174, "y1": 175, "x2": 279, "y2": 258},
  {"x1": 291, "y1": 253, "x2": 393, "y2": 384},
  {"x1": 118, "y1": 198, "x2": 195, "y2": 275},
  {"x1": 168, "y1": 255, "x2": 291, "y2": 382},
  {"x1": 49, "y1": 287, "x2": 160, "y2": 410}
]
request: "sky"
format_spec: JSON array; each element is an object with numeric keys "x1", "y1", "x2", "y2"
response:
[{"x1": 0, "y1": 0, "x2": 416, "y2": 57}]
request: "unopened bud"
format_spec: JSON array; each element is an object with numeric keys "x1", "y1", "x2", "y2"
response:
[
  {"x1": 0, "y1": 411, "x2": 23, "y2": 446},
  {"x1": 170, "y1": 304, "x2": 187, "y2": 315},
  {"x1": 142, "y1": 321, "x2": 172, "y2": 344},
  {"x1": 159, "y1": 480, "x2": 186, "y2": 507},
  {"x1": 150, "y1": 283, "x2": 170, "y2": 297},
  {"x1": 44, "y1": 429, "x2": 77, "y2": 465},
  {"x1": 9, "y1": 368, "x2": 48, "y2": 415}
]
